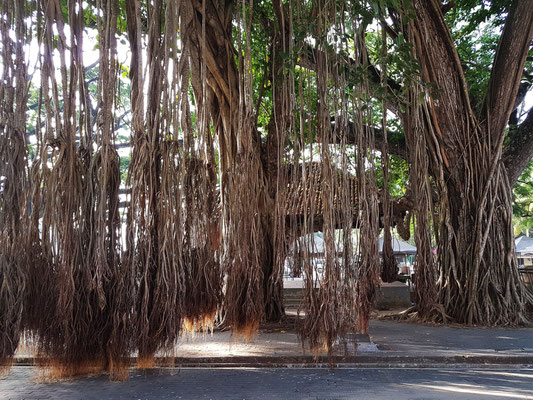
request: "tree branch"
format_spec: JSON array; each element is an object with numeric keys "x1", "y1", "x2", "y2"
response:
[
  {"x1": 504, "y1": 106, "x2": 533, "y2": 186},
  {"x1": 411, "y1": 0, "x2": 473, "y2": 161},
  {"x1": 485, "y1": 0, "x2": 533, "y2": 140},
  {"x1": 297, "y1": 42, "x2": 402, "y2": 112},
  {"x1": 317, "y1": 118, "x2": 408, "y2": 159}
]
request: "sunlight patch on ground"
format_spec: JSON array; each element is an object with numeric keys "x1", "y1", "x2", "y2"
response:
[
  {"x1": 405, "y1": 382, "x2": 533, "y2": 399},
  {"x1": 475, "y1": 370, "x2": 533, "y2": 379}
]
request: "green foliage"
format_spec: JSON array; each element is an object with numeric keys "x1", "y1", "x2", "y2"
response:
[
  {"x1": 445, "y1": 0, "x2": 510, "y2": 34},
  {"x1": 376, "y1": 154, "x2": 409, "y2": 197},
  {"x1": 513, "y1": 160, "x2": 533, "y2": 236},
  {"x1": 452, "y1": 22, "x2": 500, "y2": 111},
  {"x1": 119, "y1": 155, "x2": 130, "y2": 182},
  {"x1": 249, "y1": 1, "x2": 274, "y2": 137},
  {"x1": 365, "y1": 29, "x2": 419, "y2": 109},
  {"x1": 446, "y1": 0, "x2": 532, "y2": 112}
]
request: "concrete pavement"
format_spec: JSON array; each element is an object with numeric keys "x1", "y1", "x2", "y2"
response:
[
  {"x1": 13, "y1": 318, "x2": 533, "y2": 368},
  {"x1": 369, "y1": 319, "x2": 533, "y2": 357},
  {"x1": 167, "y1": 318, "x2": 533, "y2": 368}
]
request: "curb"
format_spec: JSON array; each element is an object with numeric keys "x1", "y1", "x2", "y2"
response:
[{"x1": 12, "y1": 355, "x2": 533, "y2": 369}]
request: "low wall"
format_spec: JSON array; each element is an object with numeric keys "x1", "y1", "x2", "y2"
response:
[
  {"x1": 375, "y1": 282, "x2": 411, "y2": 310},
  {"x1": 282, "y1": 280, "x2": 411, "y2": 311}
]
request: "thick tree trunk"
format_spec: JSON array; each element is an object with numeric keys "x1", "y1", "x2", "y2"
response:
[
  {"x1": 438, "y1": 162, "x2": 529, "y2": 324},
  {"x1": 411, "y1": 0, "x2": 533, "y2": 325}
]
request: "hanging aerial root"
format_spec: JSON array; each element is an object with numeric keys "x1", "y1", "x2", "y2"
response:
[
  {"x1": 26, "y1": 138, "x2": 130, "y2": 380},
  {"x1": 385, "y1": 304, "x2": 451, "y2": 325},
  {"x1": 181, "y1": 156, "x2": 221, "y2": 334},
  {"x1": 181, "y1": 239, "x2": 219, "y2": 336},
  {"x1": 0, "y1": 0, "x2": 29, "y2": 374},
  {"x1": 135, "y1": 355, "x2": 156, "y2": 370},
  {"x1": 183, "y1": 311, "x2": 217, "y2": 335},
  {"x1": 0, "y1": 255, "x2": 24, "y2": 376},
  {"x1": 224, "y1": 267, "x2": 263, "y2": 340},
  {"x1": 35, "y1": 359, "x2": 108, "y2": 382},
  {"x1": 221, "y1": 151, "x2": 266, "y2": 339}
]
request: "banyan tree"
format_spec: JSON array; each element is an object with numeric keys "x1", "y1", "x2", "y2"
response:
[{"x1": 0, "y1": 0, "x2": 532, "y2": 379}]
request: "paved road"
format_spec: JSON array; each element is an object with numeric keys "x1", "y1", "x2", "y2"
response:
[{"x1": 1, "y1": 367, "x2": 532, "y2": 399}]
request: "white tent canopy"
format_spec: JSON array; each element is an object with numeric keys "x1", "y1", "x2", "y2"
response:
[
  {"x1": 293, "y1": 234, "x2": 327, "y2": 255},
  {"x1": 515, "y1": 236, "x2": 533, "y2": 256},
  {"x1": 378, "y1": 236, "x2": 417, "y2": 255},
  {"x1": 292, "y1": 234, "x2": 417, "y2": 256}
]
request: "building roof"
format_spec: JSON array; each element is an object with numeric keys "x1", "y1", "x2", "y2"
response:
[
  {"x1": 378, "y1": 236, "x2": 417, "y2": 255},
  {"x1": 515, "y1": 236, "x2": 533, "y2": 255}
]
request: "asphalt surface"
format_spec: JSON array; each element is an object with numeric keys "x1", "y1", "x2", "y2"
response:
[{"x1": 1, "y1": 366, "x2": 532, "y2": 399}]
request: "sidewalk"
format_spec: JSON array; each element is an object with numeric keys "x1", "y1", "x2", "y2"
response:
[{"x1": 14, "y1": 315, "x2": 533, "y2": 368}]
